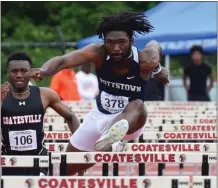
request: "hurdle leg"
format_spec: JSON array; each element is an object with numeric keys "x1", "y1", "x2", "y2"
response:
[
  {"x1": 102, "y1": 163, "x2": 109, "y2": 176},
  {"x1": 138, "y1": 135, "x2": 146, "y2": 176},
  {"x1": 201, "y1": 155, "x2": 209, "y2": 176},
  {"x1": 158, "y1": 126, "x2": 165, "y2": 176}
]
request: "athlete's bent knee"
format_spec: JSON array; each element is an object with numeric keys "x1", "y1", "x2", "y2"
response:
[{"x1": 132, "y1": 99, "x2": 146, "y2": 114}]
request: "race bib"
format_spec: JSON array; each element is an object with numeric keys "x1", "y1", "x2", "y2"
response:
[
  {"x1": 9, "y1": 130, "x2": 37, "y2": 151},
  {"x1": 100, "y1": 91, "x2": 129, "y2": 113}
]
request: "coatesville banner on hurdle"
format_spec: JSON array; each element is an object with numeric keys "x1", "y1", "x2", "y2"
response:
[
  {"x1": 143, "y1": 132, "x2": 216, "y2": 140},
  {"x1": 45, "y1": 143, "x2": 216, "y2": 153},
  {"x1": 50, "y1": 152, "x2": 217, "y2": 164},
  {"x1": 2, "y1": 176, "x2": 190, "y2": 188}
]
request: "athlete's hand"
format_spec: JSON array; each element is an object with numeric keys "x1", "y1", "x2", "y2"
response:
[
  {"x1": 153, "y1": 67, "x2": 169, "y2": 86},
  {"x1": 1, "y1": 82, "x2": 10, "y2": 101},
  {"x1": 30, "y1": 68, "x2": 45, "y2": 81}
]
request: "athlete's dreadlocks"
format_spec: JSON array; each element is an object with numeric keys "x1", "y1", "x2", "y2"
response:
[{"x1": 96, "y1": 11, "x2": 154, "y2": 39}]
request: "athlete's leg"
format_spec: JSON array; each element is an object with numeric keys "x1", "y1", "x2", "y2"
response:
[
  {"x1": 66, "y1": 107, "x2": 118, "y2": 175},
  {"x1": 111, "y1": 99, "x2": 147, "y2": 134},
  {"x1": 95, "y1": 99, "x2": 147, "y2": 150}
]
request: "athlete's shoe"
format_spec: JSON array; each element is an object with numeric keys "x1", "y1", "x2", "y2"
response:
[{"x1": 94, "y1": 119, "x2": 129, "y2": 151}]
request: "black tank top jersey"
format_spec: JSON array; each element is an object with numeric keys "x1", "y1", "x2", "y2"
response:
[
  {"x1": 1, "y1": 86, "x2": 45, "y2": 154},
  {"x1": 96, "y1": 46, "x2": 148, "y2": 114}
]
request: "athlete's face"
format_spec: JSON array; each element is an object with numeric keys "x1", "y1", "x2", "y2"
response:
[
  {"x1": 7, "y1": 60, "x2": 31, "y2": 91},
  {"x1": 104, "y1": 31, "x2": 133, "y2": 63}
]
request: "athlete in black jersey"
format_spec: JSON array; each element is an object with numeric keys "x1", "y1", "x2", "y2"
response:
[
  {"x1": 1, "y1": 52, "x2": 80, "y2": 176},
  {"x1": 31, "y1": 11, "x2": 169, "y2": 175}
]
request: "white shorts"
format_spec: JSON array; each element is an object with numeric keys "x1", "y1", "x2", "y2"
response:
[{"x1": 70, "y1": 107, "x2": 145, "y2": 151}]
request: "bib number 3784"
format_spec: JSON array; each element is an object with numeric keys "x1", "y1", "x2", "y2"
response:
[{"x1": 101, "y1": 92, "x2": 128, "y2": 113}]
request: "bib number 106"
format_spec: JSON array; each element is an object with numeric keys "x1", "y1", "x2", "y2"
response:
[
  {"x1": 105, "y1": 98, "x2": 125, "y2": 108},
  {"x1": 14, "y1": 135, "x2": 33, "y2": 145}
]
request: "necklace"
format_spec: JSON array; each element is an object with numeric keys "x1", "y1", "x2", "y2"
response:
[{"x1": 11, "y1": 86, "x2": 30, "y2": 95}]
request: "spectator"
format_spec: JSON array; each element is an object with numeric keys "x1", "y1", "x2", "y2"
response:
[
  {"x1": 76, "y1": 63, "x2": 99, "y2": 101},
  {"x1": 183, "y1": 45, "x2": 214, "y2": 101},
  {"x1": 50, "y1": 69, "x2": 81, "y2": 101}
]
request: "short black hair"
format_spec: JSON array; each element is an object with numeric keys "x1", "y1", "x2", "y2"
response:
[
  {"x1": 190, "y1": 45, "x2": 203, "y2": 55},
  {"x1": 96, "y1": 10, "x2": 154, "y2": 39},
  {"x1": 7, "y1": 52, "x2": 32, "y2": 68}
]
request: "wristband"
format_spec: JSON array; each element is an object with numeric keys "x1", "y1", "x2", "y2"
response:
[{"x1": 152, "y1": 63, "x2": 162, "y2": 75}]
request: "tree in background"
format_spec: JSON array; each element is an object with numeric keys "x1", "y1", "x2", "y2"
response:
[{"x1": 1, "y1": 2, "x2": 158, "y2": 86}]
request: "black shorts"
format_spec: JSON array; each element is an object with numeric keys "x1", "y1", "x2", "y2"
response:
[{"x1": 2, "y1": 147, "x2": 48, "y2": 176}]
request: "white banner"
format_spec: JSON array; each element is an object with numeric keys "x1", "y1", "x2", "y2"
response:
[
  {"x1": 44, "y1": 131, "x2": 72, "y2": 140},
  {"x1": 44, "y1": 143, "x2": 216, "y2": 153},
  {"x1": 43, "y1": 131, "x2": 217, "y2": 141},
  {"x1": 44, "y1": 121, "x2": 217, "y2": 132},
  {"x1": 1, "y1": 156, "x2": 48, "y2": 167},
  {"x1": 51, "y1": 152, "x2": 217, "y2": 164},
  {"x1": 144, "y1": 124, "x2": 216, "y2": 132},
  {"x1": 1, "y1": 152, "x2": 217, "y2": 166},
  {"x1": 124, "y1": 143, "x2": 216, "y2": 153},
  {"x1": 146, "y1": 118, "x2": 216, "y2": 124},
  {"x1": 45, "y1": 143, "x2": 68, "y2": 152},
  {"x1": 2, "y1": 176, "x2": 191, "y2": 188},
  {"x1": 143, "y1": 132, "x2": 216, "y2": 140}
]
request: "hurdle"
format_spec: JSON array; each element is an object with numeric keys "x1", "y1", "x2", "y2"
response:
[
  {"x1": 43, "y1": 131, "x2": 217, "y2": 141},
  {"x1": 1, "y1": 176, "x2": 193, "y2": 188},
  {"x1": 0, "y1": 155, "x2": 48, "y2": 176},
  {"x1": 45, "y1": 143, "x2": 217, "y2": 153},
  {"x1": 44, "y1": 142, "x2": 216, "y2": 176},
  {"x1": 142, "y1": 132, "x2": 216, "y2": 140},
  {"x1": 43, "y1": 118, "x2": 217, "y2": 132},
  {"x1": 1, "y1": 152, "x2": 216, "y2": 176}
]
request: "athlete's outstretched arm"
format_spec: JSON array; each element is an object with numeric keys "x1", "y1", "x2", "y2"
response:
[
  {"x1": 143, "y1": 40, "x2": 162, "y2": 57},
  {"x1": 42, "y1": 88, "x2": 80, "y2": 134},
  {"x1": 141, "y1": 40, "x2": 169, "y2": 85},
  {"x1": 31, "y1": 43, "x2": 101, "y2": 79}
]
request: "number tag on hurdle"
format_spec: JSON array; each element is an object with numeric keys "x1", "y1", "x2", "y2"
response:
[{"x1": 9, "y1": 130, "x2": 37, "y2": 151}]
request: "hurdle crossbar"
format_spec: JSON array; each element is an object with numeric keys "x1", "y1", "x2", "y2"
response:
[
  {"x1": 2, "y1": 152, "x2": 216, "y2": 166},
  {"x1": 50, "y1": 152, "x2": 217, "y2": 164},
  {"x1": 144, "y1": 124, "x2": 216, "y2": 132},
  {"x1": 43, "y1": 123, "x2": 217, "y2": 132},
  {"x1": 1, "y1": 176, "x2": 192, "y2": 188},
  {"x1": 142, "y1": 132, "x2": 216, "y2": 140},
  {"x1": 43, "y1": 131, "x2": 217, "y2": 140},
  {"x1": 44, "y1": 143, "x2": 217, "y2": 153}
]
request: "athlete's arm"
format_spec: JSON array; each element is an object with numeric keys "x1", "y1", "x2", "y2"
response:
[
  {"x1": 141, "y1": 40, "x2": 169, "y2": 85},
  {"x1": 139, "y1": 43, "x2": 160, "y2": 80},
  {"x1": 42, "y1": 88, "x2": 80, "y2": 134},
  {"x1": 31, "y1": 43, "x2": 102, "y2": 79}
]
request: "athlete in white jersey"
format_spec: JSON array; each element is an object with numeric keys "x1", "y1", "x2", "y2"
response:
[{"x1": 31, "y1": 11, "x2": 169, "y2": 175}]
